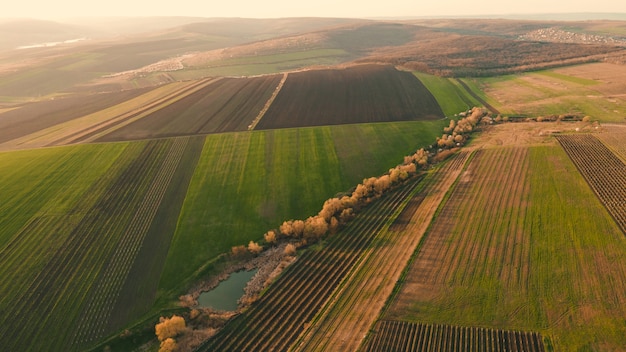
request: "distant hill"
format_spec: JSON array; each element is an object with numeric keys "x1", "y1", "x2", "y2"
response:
[{"x1": 0, "y1": 19, "x2": 96, "y2": 51}]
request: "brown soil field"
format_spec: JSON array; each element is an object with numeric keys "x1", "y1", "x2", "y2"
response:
[
  {"x1": 0, "y1": 79, "x2": 212, "y2": 150},
  {"x1": 0, "y1": 88, "x2": 152, "y2": 144},
  {"x1": 255, "y1": 64, "x2": 444, "y2": 130},
  {"x1": 98, "y1": 75, "x2": 282, "y2": 142},
  {"x1": 554, "y1": 62, "x2": 626, "y2": 96}
]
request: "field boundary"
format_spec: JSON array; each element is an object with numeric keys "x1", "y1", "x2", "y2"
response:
[
  {"x1": 455, "y1": 78, "x2": 500, "y2": 115},
  {"x1": 249, "y1": 72, "x2": 288, "y2": 130}
]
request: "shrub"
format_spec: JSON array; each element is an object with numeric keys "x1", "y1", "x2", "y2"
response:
[{"x1": 155, "y1": 315, "x2": 186, "y2": 341}]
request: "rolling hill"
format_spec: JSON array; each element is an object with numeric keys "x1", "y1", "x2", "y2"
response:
[{"x1": 0, "y1": 16, "x2": 625, "y2": 352}]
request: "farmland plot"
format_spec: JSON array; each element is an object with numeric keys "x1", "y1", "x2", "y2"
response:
[
  {"x1": 0, "y1": 138, "x2": 202, "y2": 351},
  {"x1": 363, "y1": 320, "x2": 545, "y2": 352},
  {"x1": 0, "y1": 79, "x2": 208, "y2": 150},
  {"x1": 555, "y1": 134, "x2": 626, "y2": 234},
  {"x1": 98, "y1": 75, "x2": 282, "y2": 142},
  {"x1": 477, "y1": 63, "x2": 626, "y2": 122},
  {"x1": 196, "y1": 179, "x2": 423, "y2": 352},
  {"x1": 413, "y1": 72, "x2": 480, "y2": 117},
  {"x1": 0, "y1": 87, "x2": 152, "y2": 144},
  {"x1": 255, "y1": 64, "x2": 444, "y2": 130},
  {"x1": 383, "y1": 145, "x2": 626, "y2": 350},
  {"x1": 159, "y1": 121, "x2": 444, "y2": 293},
  {"x1": 294, "y1": 152, "x2": 472, "y2": 352},
  {"x1": 596, "y1": 130, "x2": 626, "y2": 162}
]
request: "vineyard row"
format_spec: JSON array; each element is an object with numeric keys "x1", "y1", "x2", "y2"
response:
[
  {"x1": 363, "y1": 320, "x2": 545, "y2": 352},
  {"x1": 196, "y1": 178, "x2": 423, "y2": 351},
  {"x1": 555, "y1": 134, "x2": 626, "y2": 234}
]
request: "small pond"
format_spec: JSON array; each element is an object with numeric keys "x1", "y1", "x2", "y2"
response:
[{"x1": 197, "y1": 269, "x2": 257, "y2": 311}]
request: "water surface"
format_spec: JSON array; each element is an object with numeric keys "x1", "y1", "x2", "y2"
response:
[{"x1": 197, "y1": 269, "x2": 257, "y2": 311}]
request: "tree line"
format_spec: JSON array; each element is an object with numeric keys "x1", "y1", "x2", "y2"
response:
[{"x1": 154, "y1": 107, "x2": 488, "y2": 352}]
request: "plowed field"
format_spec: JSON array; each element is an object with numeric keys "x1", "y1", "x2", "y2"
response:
[
  {"x1": 0, "y1": 88, "x2": 152, "y2": 144},
  {"x1": 99, "y1": 75, "x2": 282, "y2": 141},
  {"x1": 255, "y1": 64, "x2": 444, "y2": 129}
]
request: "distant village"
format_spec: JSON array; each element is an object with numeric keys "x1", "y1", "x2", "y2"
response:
[{"x1": 519, "y1": 27, "x2": 626, "y2": 46}]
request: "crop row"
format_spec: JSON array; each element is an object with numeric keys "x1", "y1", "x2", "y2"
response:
[
  {"x1": 98, "y1": 75, "x2": 282, "y2": 142},
  {"x1": 0, "y1": 88, "x2": 152, "y2": 145},
  {"x1": 196, "y1": 178, "x2": 422, "y2": 351},
  {"x1": 363, "y1": 320, "x2": 545, "y2": 352},
  {"x1": 0, "y1": 143, "x2": 150, "y2": 350},
  {"x1": 386, "y1": 147, "x2": 532, "y2": 319},
  {"x1": 596, "y1": 131, "x2": 626, "y2": 161},
  {"x1": 70, "y1": 137, "x2": 190, "y2": 348},
  {"x1": 294, "y1": 151, "x2": 473, "y2": 351},
  {"x1": 555, "y1": 134, "x2": 626, "y2": 234},
  {"x1": 0, "y1": 140, "x2": 173, "y2": 351},
  {"x1": 381, "y1": 144, "x2": 626, "y2": 349},
  {"x1": 51, "y1": 78, "x2": 218, "y2": 146}
]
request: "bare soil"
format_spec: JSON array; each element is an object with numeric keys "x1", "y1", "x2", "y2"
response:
[{"x1": 255, "y1": 64, "x2": 444, "y2": 130}]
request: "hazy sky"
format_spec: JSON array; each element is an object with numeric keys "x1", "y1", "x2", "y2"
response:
[{"x1": 4, "y1": 0, "x2": 626, "y2": 20}]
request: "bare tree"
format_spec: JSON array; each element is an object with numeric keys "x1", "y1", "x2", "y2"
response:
[
  {"x1": 279, "y1": 220, "x2": 294, "y2": 237},
  {"x1": 284, "y1": 243, "x2": 297, "y2": 256},
  {"x1": 264, "y1": 230, "x2": 277, "y2": 244},
  {"x1": 304, "y1": 215, "x2": 328, "y2": 240},
  {"x1": 231, "y1": 245, "x2": 247, "y2": 258},
  {"x1": 248, "y1": 241, "x2": 263, "y2": 255},
  {"x1": 155, "y1": 315, "x2": 186, "y2": 342},
  {"x1": 159, "y1": 338, "x2": 178, "y2": 352}
]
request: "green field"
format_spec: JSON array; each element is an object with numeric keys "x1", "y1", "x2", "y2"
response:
[
  {"x1": 0, "y1": 142, "x2": 131, "y2": 351},
  {"x1": 171, "y1": 49, "x2": 351, "y2": 78},
  {"x1": 413, "y1": 72, "x2": 481, "y2": 116},
  {"x1": 158, "y1": 120, "x2": 445, "y2": 293},
  {"x1": 386, "y1": 145, "x2": 626, "y2": 350},
  {"x1": 0, "y1": 138, "x2": 205, "y2": 351},
  {"x1": 474, "y1": 65, "x2": 626, "y2": 122},
  {"x1": 0, "y1": 143, "x2": 127, "y2": 249}
]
